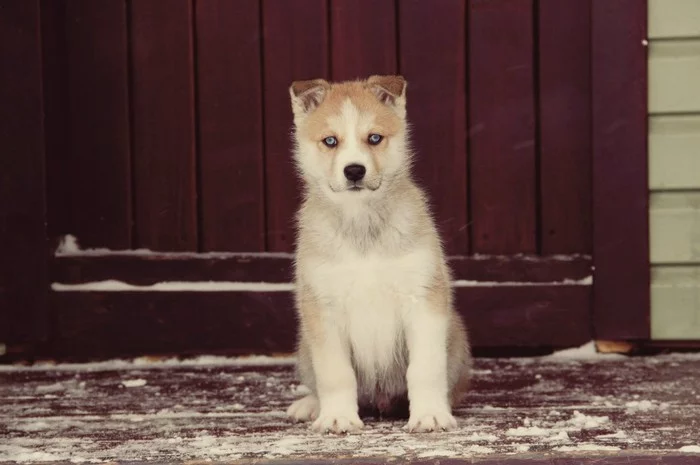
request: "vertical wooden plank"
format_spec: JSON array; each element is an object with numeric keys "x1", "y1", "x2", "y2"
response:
[
  {"x1": 330, "y1": 0, "x2": 397, "y2": 81},
  {"x1": 592, "y1": 0, "x2": 649, "y2": 339},
  {"x1": 538, "y1": 0, "x2": 592, "y2": 254},
  {"x1": 131, "y1": 0, "x2": 197, "y2": 251},
  {"x1": 262, "y1": 0, "x2": 329, "y2": 252},
  {"x1": 40, "y1": 0, "x2": 70, "y2": 247},
  {"x1": 469, "y1": 0, "x2": 537, "y2": 254},
  {"x1": 196, "y1": 0, "x2": 265, "y2": 252},
  {"x1": 399, "y1": 0, "x2": 469, "y2": 254},
  {"x1": 0, "y1": 0, "x2": 48, "y2": 343},
  {"x1": 42, "y1": 0, "x2": 131, "y2": 249}
]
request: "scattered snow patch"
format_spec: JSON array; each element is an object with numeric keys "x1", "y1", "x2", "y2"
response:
[
  {"x1": 121, "y1": 379, "x2": 147, "y2": 388},
  {"x1": 555, "y1": 444, "x2": 621, "y2": 452},
  {"x1": 680, "y1": 445, "x2": 700, "y2": 452},
  {"x1": 465, "y1": 445, "x2": 494, "y2": 454},
  {"x1": 506, "y1": 426, "x2": 551, "y2": 437},
  {"x1": 465, "y1": 432, "x2": 499, "y2": 442},
  {"x1": 545, "y1": 431, "x2": 571, "y2": 443},
  {"x1": 625, "y1": 400, "x2": 668, "y2": 413},
  {"x1": 417, "y1": 449, "x2": 458, "y2": 458},
  {"x1": 35, "y1": 383, "x2": 66, "y2": 394},
  {"x1": 10, "y1": 422, "x2": 51, "y2": 432},
  {"x1": 597, "y1": 431, "x2": 628, "y2": 439},
  {"x1": 563, "y1": 410, "x2": 609, "y2": 429},
  {"x1": 0, "y1": 447, "x2": 66, "y2": 463},
  {"x1": 55, "y1": 234, "x2": 81, "y2": 254},
  {"x1": 545, "y1": 341, "x2": 625, "y2": 361}
]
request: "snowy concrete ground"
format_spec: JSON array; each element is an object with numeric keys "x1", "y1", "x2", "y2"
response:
[{"x1": 1, "y1": 345, "x2": 699, "y2": 464}]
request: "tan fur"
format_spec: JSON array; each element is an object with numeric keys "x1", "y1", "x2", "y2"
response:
[{"x1": 287, "y1": 75, "x2": 472, "y2": 433}]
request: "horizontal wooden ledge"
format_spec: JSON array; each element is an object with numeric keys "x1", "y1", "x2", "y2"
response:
[
  {"x1": 52, "y1": 253, "x2": 592, "y2": 285},
  {"x1": 46, "y1": 286, "x2": 591, "y2": 358}
]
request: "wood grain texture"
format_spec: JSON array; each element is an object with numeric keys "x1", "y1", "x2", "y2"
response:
[
  {"x1": 469, "y1": 0, "x2": 537, "y2": 254},
  {"x1": 52, "y1": 254, "x2": 591, "y2": 286},
  {"x1": 592, "y1": 0, "x2": 649, "y2": 340},
  {"x1": 330, "y1": 0, "x2": 397, "y2": 81},
  {"x1": 53, "y1": 254, "x2": 295, "y2": 285},
  {"x1": 50, "y1": 292, "x2": 297, "y2": 357},
  {"x1": 262, "y1": 0, "x2": 329, "y2": 252},
  {"x1": 0, "y1": 0, "x2": 48, "y2": 343},
  {"x1": 538, "y1": 0, "x2": 592, "y2": 254},
  {"x1": 43, "y1": 0, "x2": 131, "y2": 249},
  {"x1": 399, "y1": 0, "x2": 469, "y2": 254},
  {"x1": 39, "y1": 0, "x2": 70, "y2": 249},
  {"x1": 48, "y1": 285, "x2": 589, "y2": 357},
  {"x1": 130, "y1": 0, "x2": 197, "y2": 251},
  {"x1": 195, "y1": 0, "x2": 265, "y2": 252},
  {"x1": 457, "y1": 285, "x2": 591, "y2": 348}
]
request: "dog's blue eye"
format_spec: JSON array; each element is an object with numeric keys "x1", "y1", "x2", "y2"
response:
[
  {"x1": 322, "y1": 136, "x2": 338, "y2": 148},
  {"x1": 368, "y1": 134, "x2": 383, "y2": 145}
]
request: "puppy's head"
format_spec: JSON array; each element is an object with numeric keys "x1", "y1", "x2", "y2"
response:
[{"x1": 289, "y1": 75, "x2": 410, "y2": 200}]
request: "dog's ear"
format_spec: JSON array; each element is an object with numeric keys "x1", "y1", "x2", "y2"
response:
[
  {"x1": 289, "y1": 79, "x2": 330, "y2": 116},
  {"x1": 367, "y1": 75, "x2": 407, "y2": 107}
]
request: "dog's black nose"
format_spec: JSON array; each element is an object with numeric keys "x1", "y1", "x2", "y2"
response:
[{"x1": 344, "y1": 164, "x2": 366, "y2": 182}]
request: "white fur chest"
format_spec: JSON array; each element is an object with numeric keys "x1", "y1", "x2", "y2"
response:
[{"x1": 302, "y1": 247, "x2": 436, "y2": 387}]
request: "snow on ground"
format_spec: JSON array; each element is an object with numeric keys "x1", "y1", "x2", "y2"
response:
[
  {"x1": 120, "y1": 379, "x2": 147, "y2": 388},
  {"x1": 2, "y1": 353, "x2": 700, "y2": 463}
]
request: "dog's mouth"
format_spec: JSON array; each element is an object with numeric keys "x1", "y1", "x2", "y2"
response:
[{"x1": 328, "y1": 179, "x2": 382, "y2": 193}]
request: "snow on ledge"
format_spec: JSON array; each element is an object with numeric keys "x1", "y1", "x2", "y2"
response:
[
  {"x1": 51, "y1": 280, "x2": 295, "y2": 292},
  {"x1": 0, "y1": 354, "x2": 296, "y2": 372},
  {"x1": 543, "y1": 342, "x2": 626, "y2": 361},
  {"x1": 52, "y1": 276, "x2": 593, "y2": 292},
  {"x1": 453, "y1": 276, "x2": 592, "y2": 287},
  {"x1": 54, "y1": 235, "x2": 293, "y2": 259},
  {"x1": 56, "y1": 236, "x2": 592, "y2": 264}
]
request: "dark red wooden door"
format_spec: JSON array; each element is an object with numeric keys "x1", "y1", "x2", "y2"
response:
[{"x1": 0, "y1": 0, "x2": 650, "y2": 360}]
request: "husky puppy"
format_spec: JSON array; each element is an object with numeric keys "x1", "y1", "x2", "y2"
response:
[{"x1": 285, "y1": 75, "x2": 471, "y2": 434}]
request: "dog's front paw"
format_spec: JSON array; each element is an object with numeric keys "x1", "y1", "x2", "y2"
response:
[
  {"x1": 405, "y1": 410, "x2": 457, "y2": 432},
  {"x1": 311, "y1": 412, "x2": 364, "y2": 434},
  {"x1": 287, "y1": 395, "x2": 320, "y2": 422}
]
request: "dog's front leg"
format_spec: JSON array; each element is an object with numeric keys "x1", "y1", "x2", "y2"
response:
[
  {"x1": 309, "y1": 328, "x2": 363, "y2": 434},
  {"x1": 404, "y1": 304, "x2": 457, "y2": 432}
]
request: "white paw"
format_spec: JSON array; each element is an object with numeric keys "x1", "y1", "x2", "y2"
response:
[
  {"x1": 311, "y1": 412, "x2": 364, "y2": 434},
  {"x1": 405, "y1": 410, "x2": 457, "y2": 432},
  {"x1": 287, "y1": 395, "x2": 320, "y2": 422}
]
